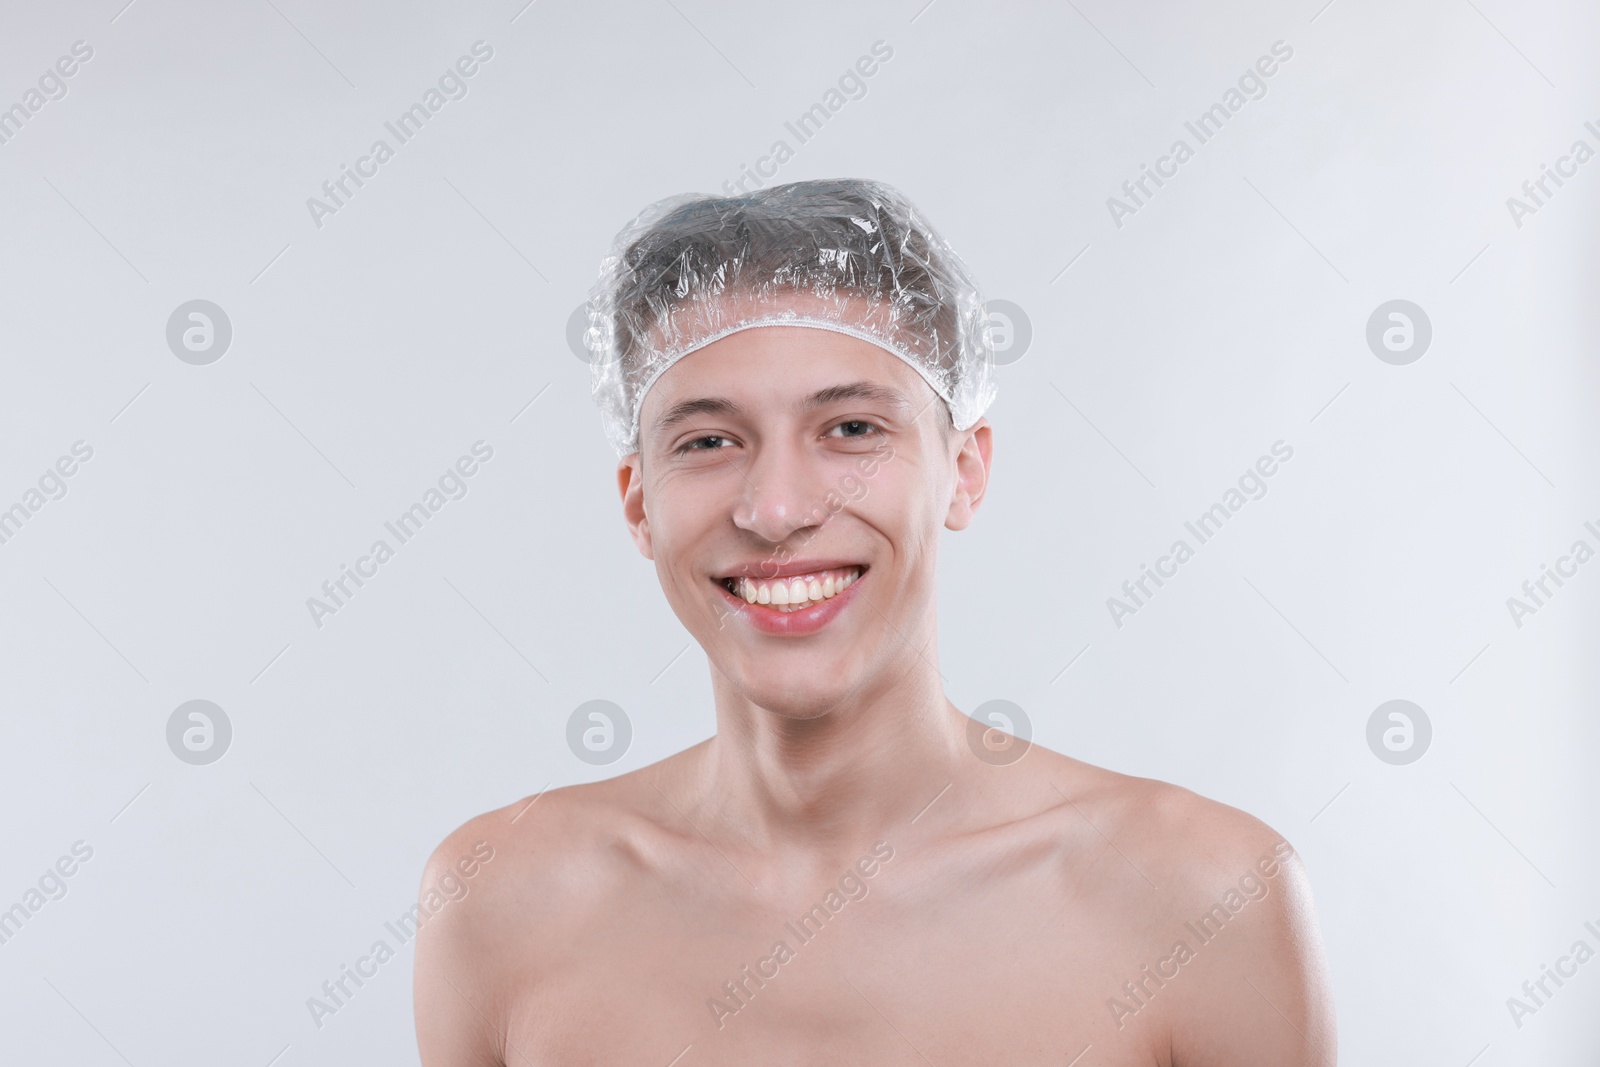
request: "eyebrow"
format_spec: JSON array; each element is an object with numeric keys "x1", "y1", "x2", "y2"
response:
[{"x1": 652, "y1": 381, "x2": 913, "y2": 436}]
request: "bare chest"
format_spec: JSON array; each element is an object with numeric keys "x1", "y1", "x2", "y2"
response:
[{"x1": 503, "y1": 861, "x2": 1173, "y2": 1066}]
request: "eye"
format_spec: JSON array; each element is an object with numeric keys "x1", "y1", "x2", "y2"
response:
[
  {"x1": 827, "y1": 419, "x2": 881, "y2": 439},
  {"x1": 678, "y1": 434, "x2": 734, "y2": 454}
]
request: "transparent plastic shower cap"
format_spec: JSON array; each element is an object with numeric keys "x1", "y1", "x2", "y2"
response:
[{"x1": 584, "y1": 177, "x2": 998, "y2": 457}]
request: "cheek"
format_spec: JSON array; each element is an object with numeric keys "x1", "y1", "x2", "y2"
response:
[
  {"x1": 652, "y1": 547, "x2": 718, "y2": 634},
  {"x1": 852, "y1": 465, "x2": 942, "y2": 559},
  {"x1": 646, "y1": 482, "x2": 722, "y2": 592},
  {"x1": 645, "y1": 471, "x2": 698, "y2": 537}
]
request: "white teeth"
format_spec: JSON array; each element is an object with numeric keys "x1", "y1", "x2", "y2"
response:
[{"x1": 725, "y1": 566, "x2": 863, "y2": 612}]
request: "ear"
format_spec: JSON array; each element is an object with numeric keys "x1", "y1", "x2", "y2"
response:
[
  {"x1": 944, "y1": 418, "x2": 992, "y2": 532},
  {"x1": 617, "y1": 453, "x2": 654, "y2": 559}
]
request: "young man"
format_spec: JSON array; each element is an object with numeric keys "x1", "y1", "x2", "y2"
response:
[{"x1": 414, "y1": 179, "x2": 1336, "y2": 1065}]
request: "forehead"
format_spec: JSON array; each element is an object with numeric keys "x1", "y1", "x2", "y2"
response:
[{"x1": 642, "y1": 324, "x2": 932, "y2": 429}]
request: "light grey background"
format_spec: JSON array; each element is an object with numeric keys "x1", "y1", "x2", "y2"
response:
[{"x1": 1, "y1": 0, "x2": 1597, "y2": 1063}]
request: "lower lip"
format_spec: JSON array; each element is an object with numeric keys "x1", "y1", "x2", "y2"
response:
[{"x1": 715, "y1": 572, "x2": 867, "y2": 636}]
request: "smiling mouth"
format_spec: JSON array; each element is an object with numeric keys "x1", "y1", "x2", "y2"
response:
[{"x1": 718, "y1": 566, "x2": 865, "y2": 613}]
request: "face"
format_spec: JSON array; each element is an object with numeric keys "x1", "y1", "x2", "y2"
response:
[{"x1": 617, "y1": 326, "x2": 991, "y2": 720}]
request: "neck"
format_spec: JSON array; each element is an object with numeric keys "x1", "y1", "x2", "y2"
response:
[{"x1": 694, "y1": 652, "x2": 967, "y2": 859}]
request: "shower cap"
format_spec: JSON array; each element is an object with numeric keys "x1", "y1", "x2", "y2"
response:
[{"x1": 583, "y1": 177, "x2": 997, "y2": 457}]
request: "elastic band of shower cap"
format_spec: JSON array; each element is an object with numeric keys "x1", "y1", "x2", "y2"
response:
[
  {"x1": 619, "y1": 313, "x2": 978, "y2": 452},
  {"x1": 583, "y1": 177, "x2": 998, "y2": 457}
]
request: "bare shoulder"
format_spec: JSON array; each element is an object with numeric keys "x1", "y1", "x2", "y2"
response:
[
  {"x1": 1027, "y1": 748, "x2": 1298, "y2": 893},
  {"x1": 417, "y1": 759, "x2": 684, "y2": 947},
  {"x1": 1035, "y1": 750, "x2": 1336, "y2": 1065},
  {"x1": 412, "y1": 754, "x2": 694, "y2": 1067}
]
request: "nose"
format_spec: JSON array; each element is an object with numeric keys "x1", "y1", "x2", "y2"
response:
[{"x1": 731, "y1": 438, "x2": 830, "y2": 546}]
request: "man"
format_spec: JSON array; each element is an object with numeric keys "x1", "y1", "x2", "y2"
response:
[{"x1": 414, "y1": 178, "x2": 1336, "y2": 1065}]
